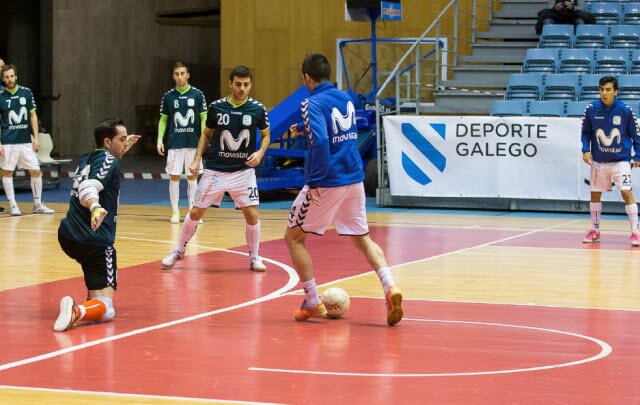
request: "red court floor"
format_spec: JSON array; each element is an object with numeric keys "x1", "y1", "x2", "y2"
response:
[{"x1": 1, "y1": 226, "x2": 639, "y2": 404}]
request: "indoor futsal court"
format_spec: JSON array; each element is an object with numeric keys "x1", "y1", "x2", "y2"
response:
[{"x1": 1, "y1": 184, "x2": 639, "y2": 404}]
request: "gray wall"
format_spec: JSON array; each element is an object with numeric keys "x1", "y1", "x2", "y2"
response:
[{"x1": 51, "y1": 0, "x2": 220, "y2": 154}]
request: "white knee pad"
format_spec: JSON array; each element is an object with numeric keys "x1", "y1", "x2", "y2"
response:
[{"x1": 94, "y1": 296, "x2": 116, "y2": 322}]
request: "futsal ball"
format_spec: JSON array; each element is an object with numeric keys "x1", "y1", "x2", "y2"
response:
[{"x1": 320, "y1": 287, "x2": 350, "y2": 319}]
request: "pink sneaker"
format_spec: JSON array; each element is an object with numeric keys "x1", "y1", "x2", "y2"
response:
[
  {"x1": 582, "y1": 229, "x2": 601, "y2": 243},
  {"x1": 631, "y1": 232, "x2": 640, "y2": 246}
]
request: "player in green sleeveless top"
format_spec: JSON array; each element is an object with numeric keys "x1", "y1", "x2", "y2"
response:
[
  {"x1": 157, "y1": 62, "x2": 207, "y2": 224},
  {"x1": 54, "y1": 117, "x2": 140, "y2": 332},
  {"x1": 162, "y1": 65, "x2": 271, "y2": 272},
  {"x1": 0, "y1": 64, "x2": 54, "y2": 216}
]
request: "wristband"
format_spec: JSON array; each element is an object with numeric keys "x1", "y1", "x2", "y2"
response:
[{"x1": 90, "y1": 202, "x2": 101, "y2": 212}]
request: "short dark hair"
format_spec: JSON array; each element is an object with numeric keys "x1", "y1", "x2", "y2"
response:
[
  {"x1": 94, "y1": 117, "x2": 125, "y2": 147},
  {"x1": 599, "y1": 76, "x2": 618, "y2": 91},
  {"x1": 1, "y1": 64, "x2": 17, "y2": 77},
  {"x1": 172, "y1": 61, "x2": 189, "y2": 74},
  {"x1": 302, "y1": 54, "x2": 331, "y2": 82},
  {"x1": 229, "y1": 65, "x2": 252, "y2": 81}
]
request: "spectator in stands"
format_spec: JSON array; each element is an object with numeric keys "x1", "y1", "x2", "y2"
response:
[
  {"x1": 536, "y1": 0, "x2": 595, "y2": 35},
  {"x1": 581, "y1": 76, "x2": 640, "y2": 246}
]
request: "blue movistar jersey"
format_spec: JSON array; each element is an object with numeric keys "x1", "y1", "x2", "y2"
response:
[
  {"x1": 301, "y1": 82, "x2": 364, "y2": 188},
  {"x1": 581, "y1": 98, "x2": 640, "y2": 163}
]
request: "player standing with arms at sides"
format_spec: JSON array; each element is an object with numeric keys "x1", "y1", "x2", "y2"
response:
[
  {"x1": 0, "y1": 64, "x2": 54, "y2": 216},
  {"x1": 162, "y1": 65, "x2": 270, "y2": 272},
  {"x1": 54, "y1": 118, "x2": 140, "y2": 332},
  {"x1": 157, "y1": 62, "x2": 207, "y2": 224},
  {"x1": 582, "y1": 76, "x2": 640, "y2": 246},
  {"x1": 285, "y1": 53, "x2": 403, "y2": 325}
]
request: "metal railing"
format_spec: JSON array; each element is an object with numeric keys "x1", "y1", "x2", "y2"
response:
[{"x1": 373, "y1": 0, "x2": 494, "y2": 203}]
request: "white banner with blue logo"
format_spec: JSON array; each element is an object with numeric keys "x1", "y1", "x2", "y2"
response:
[{"x1": 384, "y1": 116, "x2": 640, "y2": 202}]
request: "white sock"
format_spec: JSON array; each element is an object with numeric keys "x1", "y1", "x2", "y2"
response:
[
  {"x1": 169, "y1": 180, "x2": 180, "y2": 213},
  {"x1": 246, "y1": 221, "x2": 260, "y2": 259},
  {"x1": 626, "y1": 204, "x2": 639, "y2": 232},
  {"x1": 2, "y1": 176, "x2": 16, "y2": 206},
  {"x1": 590, "y1": 202, "x2": 602, "y2": 231},
  {"x1": 177, "y1": 213, "x2": 199, "y2": 253},
  {"x1": 31, "y1": 176, "x2": 43, "y2": 206},
  {"x1": 187, "y1": 179, "x2": 197, "y2": 210},
  {"x1": 376, "y1": 266, "x2": 395, "y2": 295},
  {"x1": 302, "y1": 279, "x2": 320, "y2": 306}
]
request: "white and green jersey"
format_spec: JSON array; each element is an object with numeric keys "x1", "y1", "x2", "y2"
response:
[
  {"x1": 159, "y1": 85, "x2": 207, "y2": 149},
  {"x1": 0, "y1": 85, "x2": 36, "y2": 144},
  {"x1": 205, "y1": 97, "x2": 269, "y2": 172}
]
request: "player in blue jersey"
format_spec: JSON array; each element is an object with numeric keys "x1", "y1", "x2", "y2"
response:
[
  {"x1": 581, "y1": 76, "x2": 640, "y2": 246},
  {"x1": 284, "y1": 54, "x2": 403, "y2": 325},
  {"x1": 53, "y1": 118, "x2": 140, "y2": 332},
  {"x1": 157, "y1": 62, "x2": 207, "y2": 224},
  {"x1": 0, "y1": 64, "x2": 54, "y2": 216},
  {"x1": 161, "y1": 66, "x2": 271, "y2": 272}
]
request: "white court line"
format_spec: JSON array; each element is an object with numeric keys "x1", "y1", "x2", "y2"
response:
[
  {"x1": 0, "y1": 240, "x2": 299, "y2": 372},
  {"x1": 249, "y1": 318, "x2": 613, "y2": 377},
  {"x1": 0, "y1": 218, "x2": 580, "y2": 373},
  {"x1": 0, "y1": 384, "x2": 281, "y2": 404}
]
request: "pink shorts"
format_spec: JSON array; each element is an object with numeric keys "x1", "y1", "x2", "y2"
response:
[{"x1": 287, "y1": 183, "x2": 369, "y2": 236}]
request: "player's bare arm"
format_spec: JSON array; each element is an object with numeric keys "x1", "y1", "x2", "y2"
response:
[
  {"x1": 246, "y1": 128, "x2": 270, "y2": 167},
  {"x1": 30, "y1": 110, "x2": 39, "y2": 151},
  {"x1": 189, "y1": 127, "x2": 213, "y2": 175}
]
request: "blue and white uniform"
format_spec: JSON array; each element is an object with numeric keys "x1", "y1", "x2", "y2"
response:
[{"x1": 288, "y1": 82, "x2": 368, "y2": 235}]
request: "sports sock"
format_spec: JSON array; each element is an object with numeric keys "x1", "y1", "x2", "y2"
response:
[
  {"x1": 76, "y1": 299, "x2": 106, "y2": 322},
  {"x1": 2, "y1": 176, "x2": 16, "y2": 206},
  {"x1": 169, "y1": 179, "x2": 180, "y2": 213},
  {"x1": 31, "y1": 176, "x2": 43, "y2": 206},
  {"x1": 376, "y1": 266, "x2": 395, "y2": 295},
  {"x1": 246, "y1": 221, "x2": 260, "y2": 259},
  {"x1": 626, "y1": 204, "x2": 639, "y2": 232},
  {"x1": 177, "y1": 213, "x2": 199, "y2": 252},
  {"x1": 187, "y1": 179, "x2": 197, "y2": 210},
  {"x1": 590, "y1": 202, "x2": 602, "y2": 231},
  {"x1": 302, "y1": 279, "x2": 320, "y2": 306}
]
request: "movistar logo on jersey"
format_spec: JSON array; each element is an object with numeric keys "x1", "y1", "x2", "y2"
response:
[
  {"x1": 220, "y1": 129, "x2": 250, "y2": 151},
  {"x1": 331, "y1": 101, "x2": 356, "y2": 134},
  {"x1": 174, "y1": 109, "x2": 194, "y2": 127},
  {"x1": 400, "y1": 123, "x2": 446, "y2": 186},
  {"x1": 8, "y1": 106, "x2": 28, "y2": 125},
  {"x1": 596, "y1": 128, "x2": 621, "y2": 147}
]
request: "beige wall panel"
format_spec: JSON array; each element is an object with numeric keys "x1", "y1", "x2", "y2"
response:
[
  {"x1": 253, "y1": 30, "x2": 290, "y2": 108},
  {"x1": 221, "y1": 0, "x2": 255, "y2": 70},
  {"x1": 254, "y1": 0, "x2": 290, "y2": 30}
]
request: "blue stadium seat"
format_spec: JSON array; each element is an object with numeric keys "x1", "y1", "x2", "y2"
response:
[
  {"x1": 594, "y1": 49, "x2": 630, "y2": 74},
  {"x1": 618, "y1": 75, "x2": 640, "y2": 101},
  {"x1": 506, "y1": 73, "x2": 544, "y2": 100},
  {"x1": 523, "y1": 49, "x2": 560, "y2": 73},
  {"x1": 528, "y1": 101, "x2": 567, "y2": 117},
  {"x1": 623, "y1": 3, "x2": 640, "y2": 25},
  {"x1": 543, "y1": 73, "x2": 581, "y2": 100},
  {"x1": 580, "y1": 74, "x2": 602, "y2": 100},
  {"x1": 609, "y1": 26, "x2": 640, "y2": 49},
  {"x1": 559, "y1": 49, "x2": 595, "y2": 74},
  {"x1": 538, "y1": 24, "x2": 574, "y2": 48},
  {"x1": 588, "y1": 2, "x2": 622, "y2": 24},
  {"x1": 631, "y1": 50, "x2": 640, "y2": 74},
  {"x1": 491, "y1": 100, "x2": 527, "y2": 117},
  {"x1": 566, "y1": 101, "x2": 590, "y2": 117},
  {"x1": 574, "y1": 25, "x2": 609, "y2": 49}
]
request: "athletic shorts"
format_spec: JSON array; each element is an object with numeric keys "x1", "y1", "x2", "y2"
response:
[
  {"x1": 165, "y1": 148, "x2": 203, "y2": 176},
  {"x1": 0, "y1": 143, "x2": 40, "y2": 171},
  {"x1": 193, "y1": 168, "x2": 258, "y2": 209},
  {"x1": 590, "y1": 161, "x2": 632, "y2": 192},
  {"x1": 287, "y1": 182, "x2": 369, "y2": 236},
  {"x1": 58, "y1": 232, "x2": 118, "y2": 291}
]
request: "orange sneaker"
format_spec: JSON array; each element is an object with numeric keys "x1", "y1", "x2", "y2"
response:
[
  {"x1": 293, "y1": 300, "x2": 328, "y2": 321},
  {"x1": 385, "y1": 286, "x2": 403, "y2": 326}
]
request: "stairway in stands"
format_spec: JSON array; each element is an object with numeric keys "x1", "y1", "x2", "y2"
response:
[{"x1": 424, "y1": 0, "x2": 547, "y2": 115}]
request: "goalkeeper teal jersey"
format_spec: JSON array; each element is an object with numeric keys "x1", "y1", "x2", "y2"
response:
[{"x1": 59, "y1": 150, "x2": 121, "y2": 247}]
